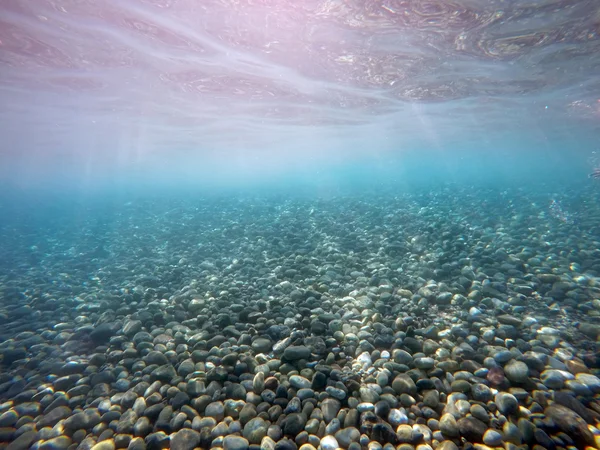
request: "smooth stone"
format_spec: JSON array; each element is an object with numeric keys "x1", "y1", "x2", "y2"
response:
[
  {"x1": 252, "y1": 338, "x2": 273, "y2": 353},
  {"x1": 244, "y1": 417, "x2": 269, "y2": 444},
  {"x1": 335, "y1": 427, "x2": 360, "y2": 448},
  {"x1": 414, "y1": 357, "x2": 435, "y2": 370},
  {"x1": 284, "y1": 346, "x2": 311, "y2": 360},
  {"x1": 493, "y1": 351, "x2": 513, "y2": 364},
  {"x1": 457, "y1": 417, "x2": 487, "y2": 443},
  {"x1": 396, "y1": 424, "x2": 414, "y2": 443},
  {"x1": 576, "y1": 373, "x2": 600, "y2": 393},
  {"x1": 282, "y1": 413, "x2": 306, "y2": 436},
  {"x1": 223, "y1": 435, "x2": 250, "y2": 450},
  {"x1": 392, "y1": 375, "x2": 417, "y2": 396},
  {"x1": 482, "y1": 429, "x2": 503, "y2": 446},
  {"x1": 205, "y1": 402, "x2": 225, "y2": 422},
  {"x1": 320, "y1": 435, "x2": 340, "y2": 450},
  {"x1": 504, "y1": 360, "x2": 529, "y2": 383},
  {"x1": 439, "y1": 414, "x2": 459, "y2": 438},
  {"x1": 171, "y1": 429, "x2": 201, "y2": 450},
  {"x1": 289, "y1": 376, "x2": 312, "y2": 390},
  {"x1": 437, "y1": 441, "x2": 458, "y2": 450},
  {"x1": 359, "y1": 387, "x2": 379, "y2": 404},
  {"x1": 388, "y1": 409, "x2": 408, "y2": 427},
  {"x1": 495, "y1": 392, "x2": 518, "y2": 416},
  {"x1": 544, "y1": 404, "x2": 595, "y2": 447},
  {"x1": 541, "y1": 369, "x2": 571, "y2": 389},
  {"x1": 90, "y1": 440, "x2": 116, "y2": 450},
  {"x1": 39, "y1": 436, "x2": 72, "y2": 450}
]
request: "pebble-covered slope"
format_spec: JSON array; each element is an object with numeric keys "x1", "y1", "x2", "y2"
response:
[{"x1": 0, "y1": 188, "x2": 599, "y2": 450}]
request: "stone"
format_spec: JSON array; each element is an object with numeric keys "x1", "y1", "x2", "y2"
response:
[
  {"x1": 205, "y1": 402, "x2": 225, "y2": 422},
  {"x1": 283, "y1": 346, "x2": 311, "y2": 360},
  {"x1": 392, "y1": 375, "x2": 417, "y2": 396},
  {"x1": 482, "y1": 429, "x2": 503, "y2": 446},
  {"x1": 439, "y1": 414, "x2": 459, "y2": 437},
  {"x1": 495, "y1": 392, "x2": 518, "y2": 416},
  {"x1": 289, "y1": 375, "x2": 312, "y2": 390},
  {"x1": 545, "y1": 404, "x2": 595, "y2": 447},
  {"x1": 283, "y1": 413, "x2": 306, "y2": 436},
  {"x1": 171, "y1": 429, "x2": 201, "y2": 450},
  {"x1": 322, "y1": 398, "x2": 341, "y2": 423},
  {"x1": 223, "y1": 435, "x2": 250, "y2": 450},
  {"x1": 335, "y1": 427, "x2": 360, "y2": 448},
  {"x1": 457, "y1": 417, "x2": 487, "y2": 443},
  {"x1": 252, "y1": 338, "x2": 273, "y2": 353},
  {"x1": 243, "y1": 417, "x2": 268, "y2": 444},
  {"x1": 504, "y1": 360, "x2": 529, "y2": 383},
  {"x1": 90, "y1": 439, "x2": 116, "y2": 450},
  {"x1": 320, "y1": 436, "x2": 339, "y2": 450}
]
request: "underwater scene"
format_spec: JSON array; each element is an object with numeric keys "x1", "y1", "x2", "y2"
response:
[{"x1": 1, "y1": 1, "x2": 600, "y2": 450}]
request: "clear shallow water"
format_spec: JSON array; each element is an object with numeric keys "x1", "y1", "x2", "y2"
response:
[{"x1": 0, "y1": 0, "x2": 599, "y2": 188}]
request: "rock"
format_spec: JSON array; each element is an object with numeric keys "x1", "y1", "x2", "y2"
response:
[
  {"x1": 457, "y1": 417, "x2": 487, "y2": 443},
  {"x1": 541, "y1": 369, "x2": 570, "y2": 389},
  {"x1": 151, "y1": 365, "x2": 176, "y2": 382},
  {"x1": 545, "y1": 404, "x2": 595, "y2": 447},
  {"x1": 393, "y1": 350, "x2": 413, "y2": 365},
  {"x1": 471, "y1": 384, "x2": 492, "y2": 403},
  {"x1": 6, "y1": 430, "x2": 37, "y2": 450},
  {"x1": 252, "y1": 338, "x2": 273, "y2": 353},
  {"x1": 90, "y1": 323, "x2": 119, "y2": 344},
  {"x1": 90, "y1": 439, "x2": 116, "y2": 450},
  {"x1": 243, "y1": 417, "x2": 268, "y2": 444},
  {"x1": 321, "y1": 399, "x2": 341, "y2": 423},
  {"x1": 205, "y1": 402, "x2": 225, "y2": 422},
  {"x1": 396, "y1": 424, "x2": 414, "y2": 443},
  {"x1": 320, "y1": 436, "x2": 339, "y2": 450},
  {"x1": 289, "y1": 375, "x2": 311, "y2": 390},
  {"x1": 335, "y1": 427, "x2": 360, "y2": 448},
  {"x1": 39, "y1": 436, "x2": 72, "y2": 450},
  {"x1": 392, "y1": 375, "x2": 417, "y2": 396},
  {"x1": 495, "y1": 392, "x2": 519, "y2": 416},
  {"x1": 37, "y1": 406, "x2": 71, "y2": 428},
  {"x1": 576, "y1": 373, "x2": 600, "y2": 393},
  {"x1": 171, "y1": 429, "x2": 201, "y2": 450},
  {"x1": 64, "y1": 410, "x2": 101, "y2": 432},
  {"x1": 0, "y1": 411, "x2": 18, "y2": 428},
  {"x1": 283, "y1": 346, "x2": 311, "y2": 360},
  {"x1": 504, "y1": 360, "x2": 529, "y2": 383},
  {"x1": 439, "y1": 414, "x2": 459, "y2": 437},
  {"x1": 414, "y1": 357, "x2": 435, "y2": 370},
  {"x1": 223, "y1": 435, "x2": 250, "y2": 450},
  {"x1": 282, "y1": 413, "x2": 306, "y2": 436},
  {"x1": 482, "y1": 429, "x2": 503, "y2": 446},
  {"x1": 144, "y1": 351, "x2": 168, "y2": 365}
]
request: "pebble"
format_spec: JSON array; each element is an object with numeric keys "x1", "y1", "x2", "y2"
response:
[
  {"x1": 504, "y1": 360, "x2": 529, "y2": 383},
  {"x1": 482, "y1": 429, "x2": 503, "y2": 446},
  {"x1": 495, "y1": 392, "x2": 519, "y2": 416},
  {"x1": 223, "y1": 435, "x2": 250, "y2": 450}
]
